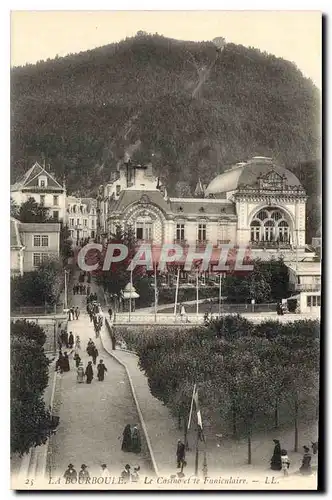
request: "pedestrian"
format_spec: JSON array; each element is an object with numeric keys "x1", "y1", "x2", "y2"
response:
[
  {"x1": 180, "y1": 303, "x2": 187, "y2": 323},
  {"x1": 74, "y1": 352, "x2": 81, "y2": 368},
  {"x1": 73, "y1": 286, "x2": 76, "y2": 296},
  {"x1": 60, "y1": 330, "x2": 66, "y2": 346},
  {"x1": 176, "y1": 439, "x2": 186, "y2": 469},
  {"x1": 281, "y1": 449, "x2": 290, "y2": 476},
  {"x1": 64, "y1": 464, "x2": 77, "y2": 481},
  {"x1": 75, "y1": 335, "x2": 81, "y2": 350},
  {"x1": 92, "y1": 346, "x2": 98, "y2": 365},
  {"x1": 121, "y1": 464, "x2": 131, "y2": 483},
  {"x1": 68, "y1": 331, "x2": 74, "y2": 349},
  {"x1": 101, "y1": 464, "x2": 111, "y2": 477},
  {"x1": 131, "y1": 465, "x2": 140, "y2": 482},
  {"x1": 87, "y1": 285, "x2": 91, "y2": 295},
  {"x1": 97, "y1": 359, "x2": 107, "y2": 381},
  {"x1": 270, "y1": 439, "x2": 282, "y2": 471},
  {"x1": 85, "y1": 361, "x2": 93, "y2": 384},
  {"x1": 77, "y1": 362, "x2": 84, "y2": 383},
  {"x1": 56, "y1": 351, "x2": 64, "y2": 373},
  {"x1": 79, "y1": 464, "x2": 90, "y2": 481},
  {"x1": 62, "y1": 352, "x2": 70, "y2": 372},
  {"x1": 108, "y1": 307, "x2": 113, "y2": 320},
  {"x1": 131, "y1": 425, "x2": 141, "y2": 454},
  {"x1": 111, "y1": 330, "x2": 116, "y2": 350},
  {"x1": 63, "y1": 330, "x2": 69, "y2": 348},
  {"x1": 121, "y1": 424, "x2": 132, "y2": 452},
  {"x1": 299, "y1": 446, "x2": 312, "y2": 475}
]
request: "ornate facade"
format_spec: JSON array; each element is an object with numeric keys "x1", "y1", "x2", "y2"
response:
[{"x1": 97, "y1": 156, "x2": 314, "y2": 263}]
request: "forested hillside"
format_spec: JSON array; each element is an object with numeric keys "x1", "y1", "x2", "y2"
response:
[{"x1": 11, "y1": 32, "x2": 321, "y2": 237}]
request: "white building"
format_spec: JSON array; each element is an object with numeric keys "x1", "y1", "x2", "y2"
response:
[
  {"x1": 66, "y1": 196, "x2": 97, "y2": 243},
  {"x1": 11, "y1": 162, "x2": 66, "y2": 221},
  {"x1": 97, "y1": 156, "x2": 316, "y2": 265},
  {"x1": 10, "y1": 218, "x2": 61, "y2": 274}
]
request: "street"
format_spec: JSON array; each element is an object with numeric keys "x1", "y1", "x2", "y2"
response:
[{"x1": 48, "y1": 288, "x2": 153, "y2": 478}]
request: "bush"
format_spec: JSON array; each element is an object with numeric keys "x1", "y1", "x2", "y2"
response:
[{"x1": 11, "y1": 321, "x2": 52, "y2": 455}]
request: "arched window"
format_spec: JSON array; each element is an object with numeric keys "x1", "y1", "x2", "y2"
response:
[
  {"x1": 264, "y1": 220, "x2": 275, "y2": 241},
  {"x1": 278, "y1": 220, "x2": 289, "y2": 242},
  {"x1": 251, "y1": 207, "x2": 291, "y2": 244},
  {"x1": 271, "y1": 210, "x2": 282, "y2": 221},
  {"x1": 250, "y1": 220, "x2": 261, "y2": 241},
  {"x1": 256, "y1": 210, "x2": 268, "y2": 221}
]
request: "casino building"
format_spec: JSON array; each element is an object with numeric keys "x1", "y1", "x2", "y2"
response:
[{"x1": 97, "y1": 156, "x2": 314, "y2": 264}]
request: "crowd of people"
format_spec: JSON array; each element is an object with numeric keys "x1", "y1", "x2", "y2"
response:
[
  {"x1": 73, "y1": 283, "x2": 91, "y2": 296},
  {"x1": 68, "y1": 306, "x2": 80, "y2": 321},
  {"x1": 270, "y1": 439, "x2": 317, "y2": 476},
  {"x1": 63, "y1": 463, "x2": 141, "y2": 483},
  {"x1": 86, "y1": 295, "x2": 104, "y2": 337},
  {"x1": 121, "y1": 424, "x2": 142, "y2": 454}
]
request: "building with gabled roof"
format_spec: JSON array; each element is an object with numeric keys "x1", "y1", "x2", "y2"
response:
[{"x1": 11, "y1": 162, "x2": 67, "y2": 222}]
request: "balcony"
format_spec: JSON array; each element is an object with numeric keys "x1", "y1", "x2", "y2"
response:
[
  {"x1": 250, "y1": 240, "x2": 291, "y2": 249},
  {"x1": 292, "y1": 283, "x2": 321, "y2": 292},
  {"x1": 173, "y1": 239, "x2": 188, "y2": 245},
  {"x1": 196, "y1": 239, "x2": 209, "y2": 246}
]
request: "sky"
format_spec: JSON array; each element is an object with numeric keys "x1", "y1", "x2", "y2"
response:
[{"x1": 10, "y1": 10, "x2": 322, "y2": 88}]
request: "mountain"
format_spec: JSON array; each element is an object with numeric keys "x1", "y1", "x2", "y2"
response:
[{"x1": 11, "y1": 32, "x2": 321, "y2": 236}]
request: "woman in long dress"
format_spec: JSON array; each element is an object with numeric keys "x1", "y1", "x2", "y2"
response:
[
  {"x1": 131, "y1": 425, "x2": 141, "y2": 454},
  {"x1": 121, "y1": 424, "x2": 132, "y2": 452},
  {"x1": 77, "y1": 362, "x2": 84, "y2": 383},
  {"x1": 270, "y1": 439, "x2": 282, "y2": 471},
  {"x1": 85, "y1": 361, "x2": 94, "y2": 384}
]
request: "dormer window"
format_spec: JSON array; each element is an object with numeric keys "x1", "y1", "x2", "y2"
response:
[
  {"x1": 199, "y1": 207, "x2": 205, "y2": 213},
  {"x1": 178, "y1": 206, "x2": 183, "y2": 212},
  {"x1": 38, "y1": 176, "x2": 47, "y2": 188}
]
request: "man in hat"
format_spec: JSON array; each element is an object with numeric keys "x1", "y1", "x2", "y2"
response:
[
  {"x1": 64, "y1": 464, "x2": 77, "y2": 482},
  {"x1": 79, "y1": 464, "x2": 90, "y2": 481},
  {"x1": 101, "y1": 464, "x2": 111, "y2": 477},
  {"x1": 300, "y1": 446, "x2": 312, "y2": 475},
  {"x1": 97, "y1": 359, "x2": 107, "y2": 381},
  {"x1": 85, "y1": 361, "x2": 94, "y2": 384}
]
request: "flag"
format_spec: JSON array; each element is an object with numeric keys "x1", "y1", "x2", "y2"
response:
[{"x1": 193, "y1": 386, "x2": 205, "y2": 442}]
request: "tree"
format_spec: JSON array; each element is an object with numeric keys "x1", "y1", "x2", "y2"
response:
[
  {"x1": 11, "y1": 321, "x2": 52, "y2": 455},
  {"x1": 17, "y1": 197, "x2": 51, "y2": 223},
  {"x1": 10, "y1": 197, "x2": 19, "y2": 218},
  {"x1": 60, "y1": 224, "x2": 73, "y2": 264},
  {"x1": 11, "y1": 259, "x2": 63, "y2": 309}
]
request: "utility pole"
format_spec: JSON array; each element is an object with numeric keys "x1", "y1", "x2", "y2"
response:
[
  {"x1": 196, "y1": 267, "x2": 199, "y2": 316},
  {"x1": 174, "y1": 267, "x2": 180, "y2": 317},
  {"x1": 129, "y1": 266, "x2": 133, "y2": 323},
  {"x1": 64, "y1": 270, "x2": 69, "y2": 310}
]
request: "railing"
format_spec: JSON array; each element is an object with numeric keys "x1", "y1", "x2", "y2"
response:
[
  {"x1": 113, "y1": 311, "x2": 320, "y2": 325},
  {"x1": 11, "y1": 305, "x2": 65, "y2": 316},
  {"x1": 173, "y1": 239, "x2": 187, "y2": 245},
  {"x1": 250, "y1": 241, "x2": 291, "y2": 249},
  {"x1": 293, "y1": 284, "x2": 321, "y2": 292}
]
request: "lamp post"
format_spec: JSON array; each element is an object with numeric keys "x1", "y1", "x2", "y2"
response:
[{"x1": 64, "y1": 270, "x2": 69, "y2": 310}]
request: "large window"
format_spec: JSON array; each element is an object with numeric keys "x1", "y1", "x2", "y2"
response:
[
  {"x1": 33, "y1": 253, "x2": 48, "y2": 267},
  {"x1": 70, "y1": 218, "x2": 74, "y2": 227},
  {"x1": 250, "y1": 208, "x2": 290, "y2": 243},
  {"x1": 33, "y1": 235, "x2": 41, "y2": 247},
  {"x1": 197, "y1": 224, "x2": 207, "y2": 242},
  {"x1": 40, "y1": 195, "x2": 45, "y2": 206},
  {"x1": 176, "y1": 223, "x2": 185, "y2": 242},
  {"x1": 307, "y1": 295, "x2": 321, "y2": 307},
  {"x1": 136, "y1": 222, "x2": 153, "y2": 241},
  {"x1": 41, "y1": 235, "x2": 49, "y2": 247},
  {"x1": 53, "y1": 195, "x2": 59, "y2": 206}
]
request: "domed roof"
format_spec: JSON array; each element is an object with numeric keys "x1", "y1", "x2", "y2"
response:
[{"x1": 205, "y1": 157, "x2": 303, "y2": 196}]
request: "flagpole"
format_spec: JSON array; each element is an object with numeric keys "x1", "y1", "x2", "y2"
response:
[
  {"x1": 129, "y1": 266, "x2": 133, "y2": 323},
  {"x1": 174, "y1": 266, "x2": 180, "y2": 317},
  {"x1": 154, "y1": 262, "x2": 158, "y2": 323},
  {"x1": 218, "y1": 273, "x2": 222, "y2": 315},
  {"x1": 196, "y1": 267, "x2": 199, "y2": 316}
]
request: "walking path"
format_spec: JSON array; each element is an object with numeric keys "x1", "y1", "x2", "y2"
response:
[
  {"x1": 100, "y1": 321, "x2": 318, "y2": 488},
  {"x1": 48, "y1": 277, "x2": 153, "y2": 479}
]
